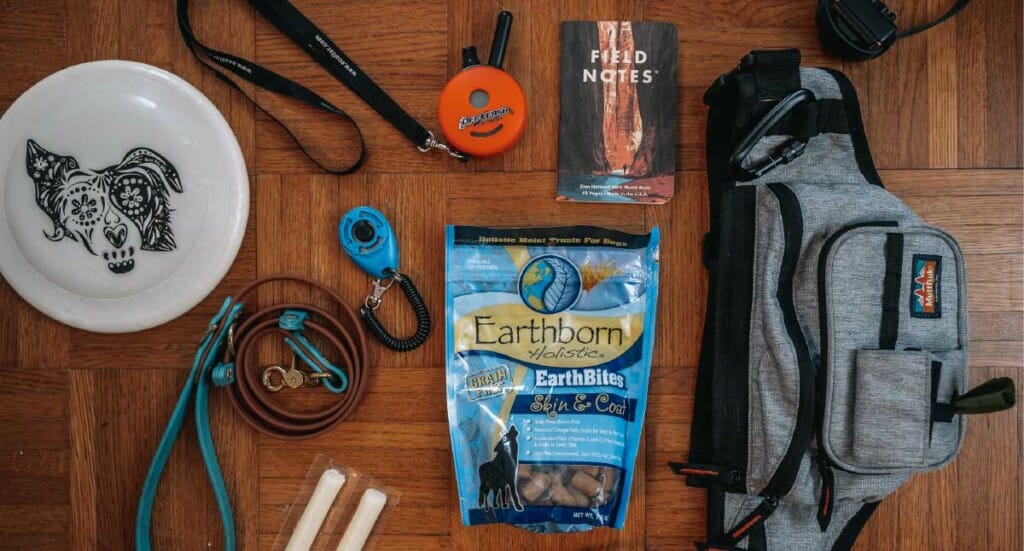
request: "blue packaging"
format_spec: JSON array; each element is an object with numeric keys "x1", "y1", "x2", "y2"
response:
[{"x1": 445, "y1": 225, "x2": 660, "y2": 533}]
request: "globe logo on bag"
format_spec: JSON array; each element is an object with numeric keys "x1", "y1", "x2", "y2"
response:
[{"x1": 518, "y1": 254, "x2": 583, "y2": 314}]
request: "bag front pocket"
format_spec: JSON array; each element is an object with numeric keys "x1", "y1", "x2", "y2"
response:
[
  {"x1": 850, "y1": 349, "x2": 932, "y2": 468},
  {"x1": 818, "y1": 223, "x2": 968, "y2": 474}
]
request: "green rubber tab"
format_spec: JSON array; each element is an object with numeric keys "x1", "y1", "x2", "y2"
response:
[{"x1": 952, "y1": 377, "x2": 1017, "y2": 414}]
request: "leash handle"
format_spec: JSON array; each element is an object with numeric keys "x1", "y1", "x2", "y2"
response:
[
  {"x1": 360, "y1": 271, "x2": 431, "y2": 352},
  {"x1": 177, "y1": 0, "x2": 465, "y2": 175},
  {"x1": 136, "y1": 299, "x2": 240, "y2": 551}
]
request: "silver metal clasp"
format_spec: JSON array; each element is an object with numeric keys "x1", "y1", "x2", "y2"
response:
[
  {"x1": 417, "y1": 131, "x2": 468, "y2": 161},
  {"x1": 364, "y1": 276, "x2": 395, "y2": 311}
]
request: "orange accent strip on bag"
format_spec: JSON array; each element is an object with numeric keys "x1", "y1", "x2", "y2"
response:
[
  {"x1": 678, "y1": 468, "x2": 720, "y2": 476},
  {"x1": 731, "y1": 514, "x2": 763, "y2": 538}
]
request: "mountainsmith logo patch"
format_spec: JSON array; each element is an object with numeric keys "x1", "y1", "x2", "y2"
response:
[{"x1": 910, "y1": 254, "x2": 942, "y2": 318}]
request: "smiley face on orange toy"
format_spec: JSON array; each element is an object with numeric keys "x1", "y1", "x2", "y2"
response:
[{"x1": 437, "y1": 64, "x2": 527, "y2": 158}]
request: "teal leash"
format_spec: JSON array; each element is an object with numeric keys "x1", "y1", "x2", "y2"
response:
[
  {"x1": 135, "y1": 297, "x2": 243, "y2": 551},
  {"x1": 136, "y1": 276, "x2": 363, "y2": 549}
]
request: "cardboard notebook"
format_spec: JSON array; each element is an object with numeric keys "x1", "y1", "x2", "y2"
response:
[{"x1": 556, "y1": 21, "x2": 678, "y2": 204}]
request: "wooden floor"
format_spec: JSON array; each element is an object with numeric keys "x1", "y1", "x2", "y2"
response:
[{"x1": 1, "y1": 0, "x2": 1021, "y2": 549}]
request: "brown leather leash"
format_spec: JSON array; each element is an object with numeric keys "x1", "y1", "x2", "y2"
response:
[
  {"x1": 138, "y1": 274, "x2": 370, "y2": 549},
  {"x1": 219, "y1": 274, "x2": 368, "y2": 439}
]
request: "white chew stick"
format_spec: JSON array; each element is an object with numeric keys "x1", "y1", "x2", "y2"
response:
[
  {"x1": 285, "y1": 469, "x2": 347, "y2": 551},
  {"x1": 335, "y1": 488, "x2": 388, "y2": 551}
]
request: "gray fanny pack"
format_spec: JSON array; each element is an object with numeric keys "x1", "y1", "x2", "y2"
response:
[{"x1": 674, "y1": 50, "x2": 1016, "y2": 551}]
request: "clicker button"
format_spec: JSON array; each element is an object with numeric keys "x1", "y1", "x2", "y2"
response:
[{"x1": 353, "y1": 220, "x2": 375, "y2": 243}]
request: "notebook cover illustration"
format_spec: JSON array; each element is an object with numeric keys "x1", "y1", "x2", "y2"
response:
[{"x1": 556, "y1": 21, "x2": 678, "y2": 204}]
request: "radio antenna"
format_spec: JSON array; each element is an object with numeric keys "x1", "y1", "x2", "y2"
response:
[{"x1": 488, "y1": 11, "x2": 513, "y2": 69}]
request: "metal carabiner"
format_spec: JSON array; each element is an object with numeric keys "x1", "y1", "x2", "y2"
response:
[{"x1": 728, "y1": 88, "x2": 816, "y2": 181}]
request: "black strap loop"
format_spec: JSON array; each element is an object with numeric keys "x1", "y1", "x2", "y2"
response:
[
  {"x1": 359, "y1": 272, "x2": 431, "y2": 352},
  {"x1": 669, "y1": 462, "x2": 741, "y2": 490},
  {"x1": 177, "y1": 0, "x2": 462, "y2": 174}
]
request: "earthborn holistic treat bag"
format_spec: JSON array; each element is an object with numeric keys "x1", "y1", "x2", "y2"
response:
[{"x1": 445, "y1": 226, "x2": 660, "y2": 533}]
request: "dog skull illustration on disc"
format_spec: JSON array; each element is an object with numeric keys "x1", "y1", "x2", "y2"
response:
[{"x1": 26, "y1": 140, "x2": 183, "y2": 274}]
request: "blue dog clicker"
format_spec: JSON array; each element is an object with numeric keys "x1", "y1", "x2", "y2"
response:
[
  {"x1": 338, "y1": 206, "x2": 430, "y2": 352},
  {"x1": 338, "y1": 206, "x2": 400, "y2": 278}
]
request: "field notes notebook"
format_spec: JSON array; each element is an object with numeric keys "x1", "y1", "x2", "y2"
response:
[{"x1": 557, "y1": 21, "x2": 678, "y2": 204}]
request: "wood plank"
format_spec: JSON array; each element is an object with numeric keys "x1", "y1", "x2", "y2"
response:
[
  {"x1": 0, "y1": 1, "x2": 1020, "y2": 550},
  {"x1": 69, "y1": 368, "x2": 260, "y2": 549},
  {"x1": 0, "y1": 449, "x2": 70, "y2": 549}
]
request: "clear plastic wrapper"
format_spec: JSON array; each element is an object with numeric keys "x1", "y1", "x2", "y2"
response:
[{"x1": 271, "y1": 454, "x2": 400, "y2": 551}]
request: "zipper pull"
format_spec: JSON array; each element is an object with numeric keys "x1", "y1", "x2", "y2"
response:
[
  {"x1": 816, "y1": 455, "x2": 835, "y2": 532},
  {"x1": 669, "y1": 462, "x2": 741, "y2": 491},
  {"x1": 723, "y1": 493, "x2": 778, "y2": 545}
]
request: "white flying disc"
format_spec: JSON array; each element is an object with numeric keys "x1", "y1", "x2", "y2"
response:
[{"x1": 0, "y1": 60, "x2": 249, "y2": 333}]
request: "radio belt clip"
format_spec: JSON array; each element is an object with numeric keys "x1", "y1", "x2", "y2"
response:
[{"x1": 339, "y1": 206, "x2": 430, "y2": 352}]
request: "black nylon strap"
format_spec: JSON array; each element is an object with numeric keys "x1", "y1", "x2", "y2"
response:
[
  {"x1": 896, "y1": 0, "x2": 972, "y2": 39},
  {"x1": 930, "y1": 361, "x2": 955, "y2": 425},
  {"x1": 769, "y1": 99, "x2": 850, "y2": 140},
  {"x1": 247, "y1": 0, "x2": 430, "y2": 145},
  {"x1": 749, "y1": 50, "x2": 802, "y2": 100},
  {"x1": 879, "y1": 233, "x2": 903, "y2": 349},
  {"x1": 178, "y1": 0, "x2": 456, "y2": 174}
]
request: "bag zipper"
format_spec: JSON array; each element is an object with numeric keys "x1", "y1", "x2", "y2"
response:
[
  {"x1": 814, "y1": 220, "x2": 899, "y2": 531},
  {"x1": 761, "y1": 184, "x2": 817, "y2": 499}
]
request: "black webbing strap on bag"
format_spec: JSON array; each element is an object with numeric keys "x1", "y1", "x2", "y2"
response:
[{"x1": 177, "y1": 0, "x2": 466, "y2": 174}]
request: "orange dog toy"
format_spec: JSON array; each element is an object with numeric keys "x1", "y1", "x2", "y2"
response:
[{"x1": 438, "y1": 11, "x2": 527, "y2": 158}]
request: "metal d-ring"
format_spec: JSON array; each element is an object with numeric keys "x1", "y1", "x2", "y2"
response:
[{"x1": 226, "y1": 321, "x2": 237, "y2": 359}]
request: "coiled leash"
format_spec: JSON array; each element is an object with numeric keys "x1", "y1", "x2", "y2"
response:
[
  {"x1": 136, "y1": 275, "x2": 368, "y2": 550},
  {"x1": 177, "y1": 0, "x2": 467, "y2": 174},
  {"x1": 339, "y1": 207, "x2": 430, "y2": 352}
]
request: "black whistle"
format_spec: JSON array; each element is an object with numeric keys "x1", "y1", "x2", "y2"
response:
[{"x1": 488, "y1": 11, "x2": 513, "y2": 69}]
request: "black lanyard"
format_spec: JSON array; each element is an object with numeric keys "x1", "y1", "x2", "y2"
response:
[{"x1": 177, "y1": 0, "x2": 465, "y2": 174}]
